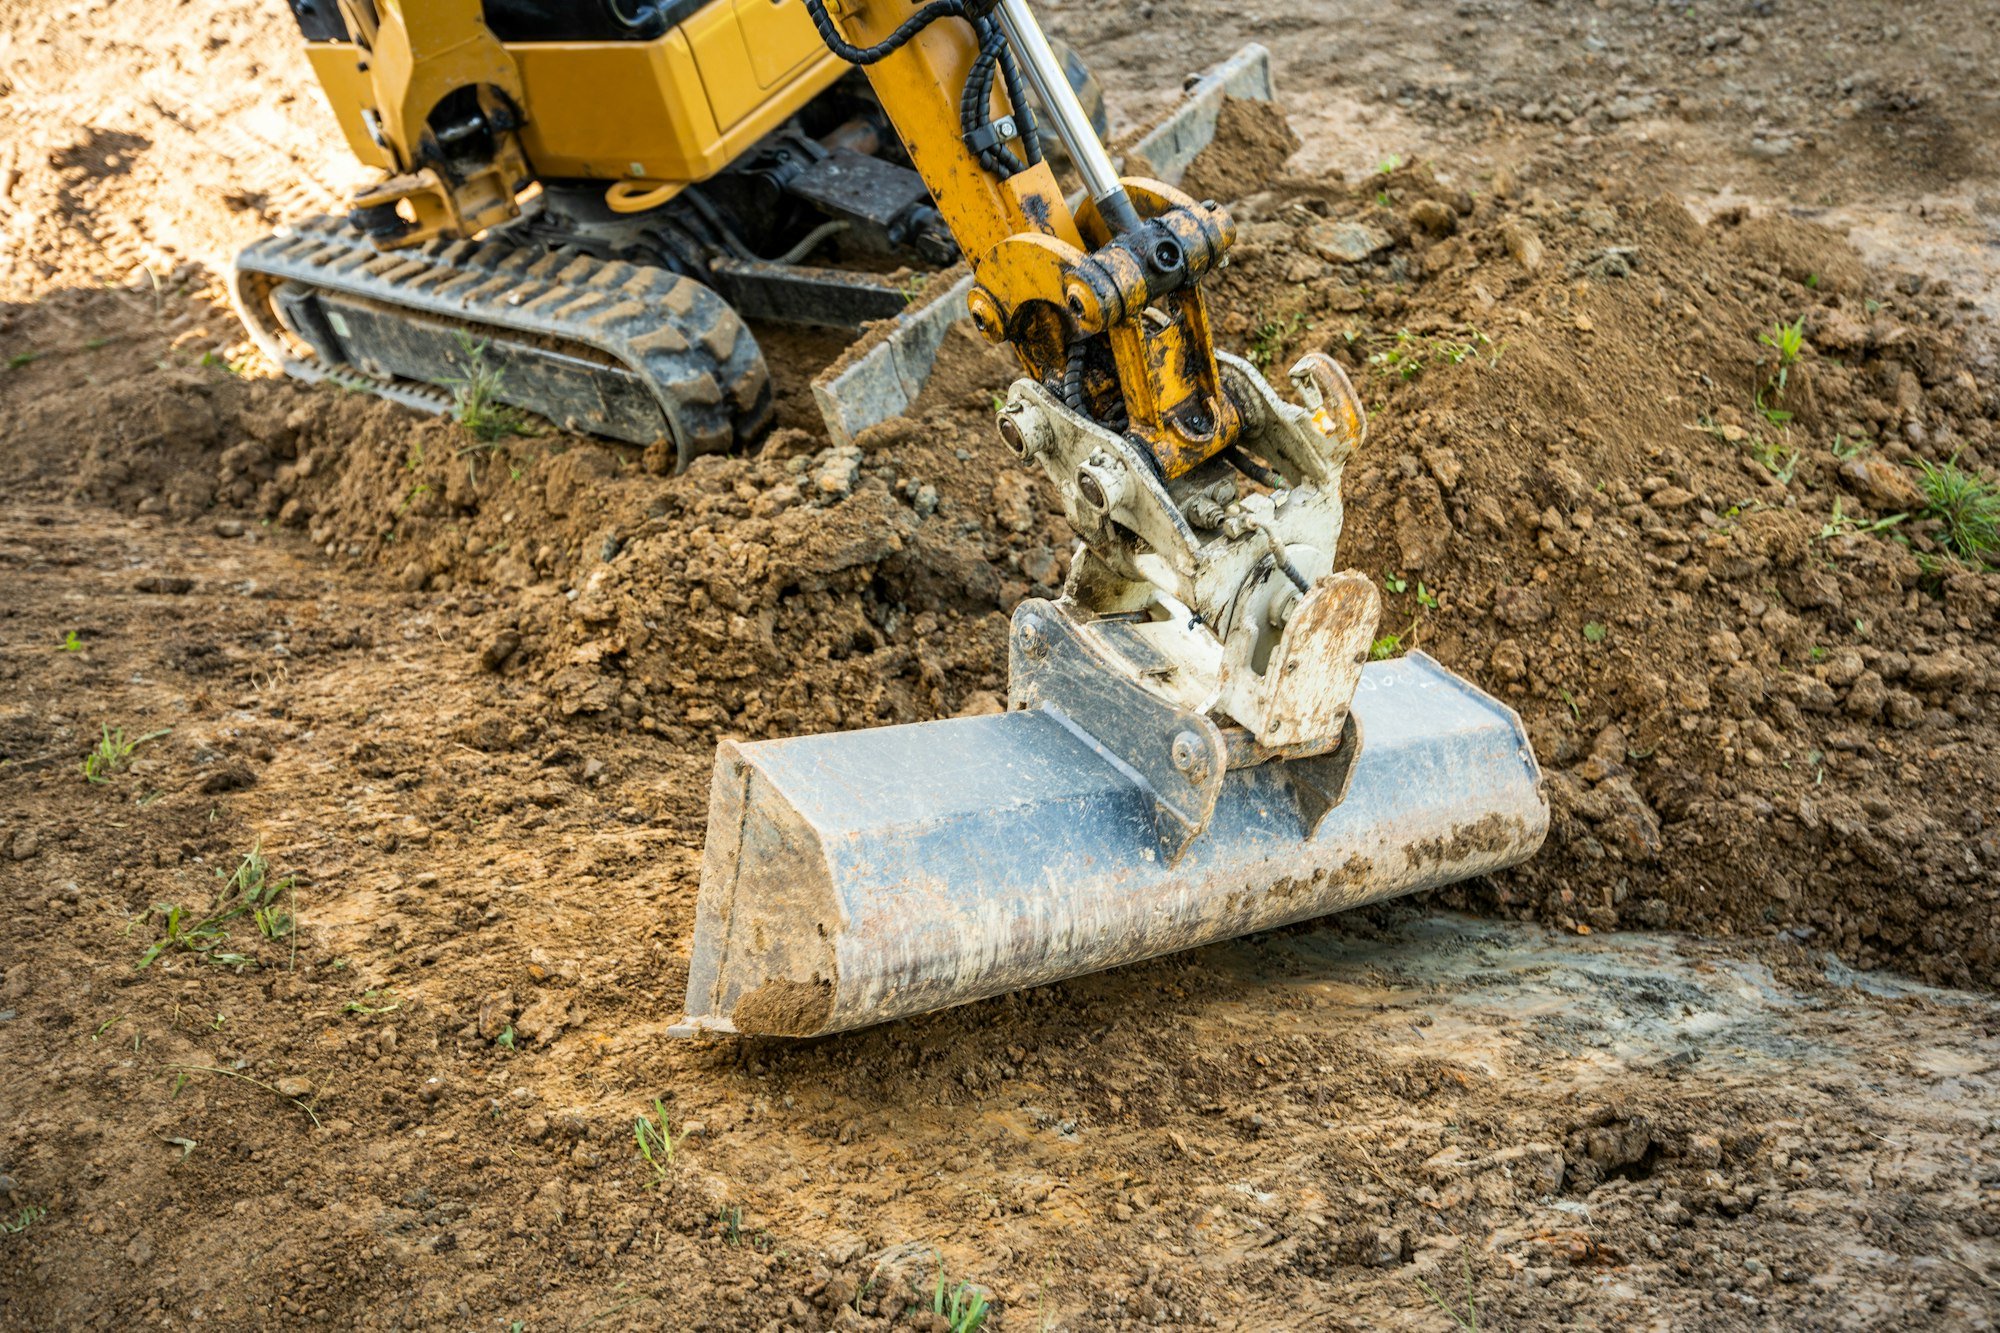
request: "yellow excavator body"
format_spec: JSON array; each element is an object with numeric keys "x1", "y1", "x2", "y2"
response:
[{"x1": 301, "y1": 6, "x2": 845, "y2": 195}]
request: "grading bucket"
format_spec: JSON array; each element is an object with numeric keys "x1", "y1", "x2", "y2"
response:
[{"x1": 674, "y1": 652, "x2": 1545, "y2": 1038}]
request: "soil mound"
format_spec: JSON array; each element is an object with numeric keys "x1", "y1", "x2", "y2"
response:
[{"x1": 6, "y1": 108, "x2": 1997, "y2": 997}]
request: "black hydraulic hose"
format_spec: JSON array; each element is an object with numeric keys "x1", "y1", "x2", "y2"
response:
[
  {"x1": 993, "y1": 29, "x2": 1043, "y2": 167},
  {"x1": 800, "y1": 0, "x2": 975, "y2": 65},
  {"x1": 960, "y1": 19, "x2": 1027, "y2": 178}
]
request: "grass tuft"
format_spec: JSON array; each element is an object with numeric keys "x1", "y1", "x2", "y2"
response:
[
  {"x1": 135, "y1": 843, "x2": 298, "y2": 970},
  {"x1": 82, "y1": 724, "x2": 170, "y2": 784},
  {"x1": 1914, "y1": 455, "x2": 2000, "y2": 564},
  {"x1": 928, "y1": 1257, "x2": 991, "y2": 1333},
  {"x1": 447, "y1": 335, "x2": 535, "y2": 442},
  {"x1": 635, "y1": 1099, "x2": 676, "y2": 1186}
]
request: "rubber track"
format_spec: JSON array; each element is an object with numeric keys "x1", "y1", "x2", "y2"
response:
[{"x1": 229, "y1": 214, "x2": 772, "y2": 467}]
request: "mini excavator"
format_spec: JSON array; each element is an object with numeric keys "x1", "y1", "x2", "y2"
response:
[{"x1": 239, "y1": 0, "x2": 1548, "y2": 1037}]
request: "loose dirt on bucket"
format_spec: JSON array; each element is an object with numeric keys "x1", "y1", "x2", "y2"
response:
[{"x1": 2, "y1": 0, "x2": 1998, "y2": 1329}]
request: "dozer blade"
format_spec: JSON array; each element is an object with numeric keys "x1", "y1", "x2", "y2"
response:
[{"x1": 675, "y1": 653, "x2": 1546, "y2": 1039}]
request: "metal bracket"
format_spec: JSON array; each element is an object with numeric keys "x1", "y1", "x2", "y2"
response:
[{"x1": 1009, "y1": 599, "x2": 1226, "y2": 864}]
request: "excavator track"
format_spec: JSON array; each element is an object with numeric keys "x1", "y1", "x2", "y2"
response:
[{"x1": 230, "y1": 215, "x2": 772, "y2": 469}]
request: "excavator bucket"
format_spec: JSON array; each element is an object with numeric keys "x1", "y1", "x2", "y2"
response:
[{"x1": 675, "y1": 652, "x2": 1546, "y2": 1038}]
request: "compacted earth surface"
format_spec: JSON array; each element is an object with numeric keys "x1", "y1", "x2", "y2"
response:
[{"x1": 2, "y1": 0, "x2": 1998, "y2": 1328}]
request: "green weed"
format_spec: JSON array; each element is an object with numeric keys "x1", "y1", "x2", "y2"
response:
[
  {"x1": 1248, "y1": 311, "x2": 1310, "y2": 369},
  {"x1": 1831, "y1": 434, "x2": 1870, "y2": 460},
  {"x1": 7, "y1": 352, "x2": 39, "y2": 370},
  {"x1": 2, "y1": 1205, "x2": 46, "y2": 1237},
  {"x1": 1370, "y1": 631, "x2": 1402, "y2": 661},
  {"x1": 342, "y1": 989, "x2": 400, "y2": 1016},
  {"x1": 1369, "y1": 327, "x2": 1497, "y2": 381},
  {"x1": 1377, "y1": 153, "x2": 1402, "y2": 174},
  {"x1": 1416, "y1": 581, "x2": 1440, "y2": 611},
  {"x1": 1415, "y1": 1250, "x2": 1481, "y2": 1331},
  {"x1": 1816, "y1": 497, "x2": 1906, "y2": 542},
  {"x1": 927, "y1": 1257, "x2": 991, "y2": 1333},
  {"x1": 635, "y1": 1098, "x2": 676, "y2": 1186},
  {"x1": 1582, "y1": 621, "x2": 1608, "y2": 643},
  {"x1": 1914, "y1": 455, "x2": 2000, "y2": 563},
  {"x1": 1747, "y1": 435, "x2": 1799, "y2": 485},
  {"x1": 58, "y1": 630, "x2": 83, "y2": 652},
  {"x1": 446, "y1": 335, "x2": 534, "y2": 442},
  {"x1": 134, "y1": 844, "x2": 297, "y2": 970},
  {"x1": 495, "y1": 1025, "x2": 516, "y2": 1050},
  {"x1": 1754, "y1": 316, "x2": 1806, "y2": 423},
  {"x1": 82, "y1": 725, "x2": 170, "y2": 784},
  {"x1": 164, "y1": 1063, "x2": 319, "y2": 1128}
]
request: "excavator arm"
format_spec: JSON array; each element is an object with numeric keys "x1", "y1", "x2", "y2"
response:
[{"x1": 805, "y1": 0, "x2": 1382, "y2": 793}]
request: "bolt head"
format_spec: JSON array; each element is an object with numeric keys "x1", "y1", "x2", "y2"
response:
[{"x1": 1170, "y1": 730, "x2": 1203, "y2": 774}]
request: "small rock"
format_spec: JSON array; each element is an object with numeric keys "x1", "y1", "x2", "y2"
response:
[
  {"x1": 1908, "y1": 649, "x2": 1973, "y2": 692},
  {"x1": 134, "y1": 575, "x2": 194, "y2": 595},
  {"x1": 955, "y1": 691, "x2": 1005, "y2": 718},
  {"x1": 275, "y1": 1076, "x2": 314, "y2": 1099},
  {"x1": 1499, "y1": 220, "x2": 1544, "y2": 272},
  {"x1": 1493, "y1": 585, "x2": 1552, "y2": 628},
  {"x1": 1844, "y1": 670, "x2": 1888, "y2": 719},
  {"x1": 1406, "y1": 199, "x2": 1457, "y2": 237},
  {"x1": 1305, "y1": 220, "x2": 1394, "y2": 264},
  {"x1": 1809, "y1": 307, "x2": 1869, "y2": 355},
  {"x1": 1838, "y1": 457, "x2": 1924, "y2": 510},
  {"x1": 8, "y1": 831, "x2": 41, "y2": 861},
  {"x1": 479, "y1": 632, "x2": 522, "y2": 672},
  {"x1": 1489, "y1": 640, "x2": 1527, "y2": 682},
  {"x1": 214, "y1": 518, "x2": 246, "y2": 538},
  {"x1": 1647, "y1": 486, "x2": 1696, "y2": 510},
  {"x1": 1422, "y1": 445, "x2": 1462, "y2": 492}
]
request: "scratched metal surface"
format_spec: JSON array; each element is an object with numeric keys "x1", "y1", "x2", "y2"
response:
[{"x1": 681, "y1": 652, "x2": 1547, "y2": 1037}]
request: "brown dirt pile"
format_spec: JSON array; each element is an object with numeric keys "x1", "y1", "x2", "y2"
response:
[
  {"x1": 21, "y1": 131, "x2": 1998, "y2": 991},
  {"x1": 1213, "y1": 159, "x2": 2000, "y2": 984}
]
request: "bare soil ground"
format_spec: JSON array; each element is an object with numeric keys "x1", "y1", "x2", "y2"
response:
[{"x1": 2, "y1": 1, "x2": 1999, "y2": 1329}]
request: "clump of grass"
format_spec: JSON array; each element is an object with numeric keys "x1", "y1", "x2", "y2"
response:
[
  {"x1": 635, "y1": 1099, "x2": 676, "y2": 1186},
  {"x1": 1746, "y1": 434, "x2": 1798, "y2": 485},
  {"x1": 2, "y1": 1205, "x2": 47, "y2": 1236},
  {"x1": 1914, "y1": 455, "x2": 2000, "y2": 563},
  {"x1": 1369, "y1": 327, "x2": 1498, "y2": 381},
  {"x1": 135, "y1": 844, "x2": 297, "y2": 970},
  {"x1": 342, "y1": 989, "x2": 400, "y2": 1016},
  {"x1": 446, "y1": 335, "x2": 534, "y2": 442},
  {"x1": 1248, "y1": 311, "x2": 1310, "y2": 369},
  {"x1": 81, "y1": 724, "x2": 170, "y2": 784},
  {"x1": 927, "y1": 1258, "x2": 991, "y2": 1333},
  {"x1": 1415, "y1": 1250, "x2": 1480, "y2": 1331},
  {"x1": 1816, "y1": 497, "x2": 1906, "y2": 543},
  {"x1": 1755, "y1": 316, "x2": 1806, "y2": 424}
]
